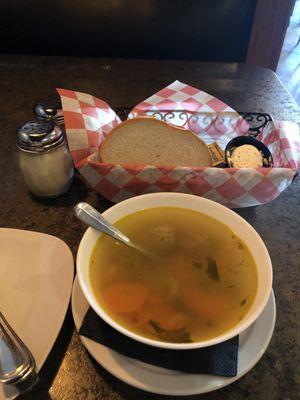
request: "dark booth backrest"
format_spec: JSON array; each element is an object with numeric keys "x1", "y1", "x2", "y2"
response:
[{"x1": 0, "y1": 0, "x2": 257, "y2": 62}]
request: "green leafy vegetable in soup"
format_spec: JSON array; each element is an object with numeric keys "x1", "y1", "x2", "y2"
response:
[{"x1": 89, "y1": 207, "x2": 258, "y2": 343}]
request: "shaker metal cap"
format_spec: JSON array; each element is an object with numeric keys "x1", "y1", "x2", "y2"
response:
[
  {"x1": 34, "y1": 97, "x2": 62, "y2": 120},
  {"x1": 17, "y1": 120, "x2": 64, "y2": 152}
]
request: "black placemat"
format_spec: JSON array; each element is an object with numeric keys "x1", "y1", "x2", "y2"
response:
[{"x1": 79, "y1": 307, "x2": 239, "y2": 377}]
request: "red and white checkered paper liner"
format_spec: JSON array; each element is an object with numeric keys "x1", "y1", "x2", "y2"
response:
[{"x1": 57, "y1": 81, "x2": 300, "y2": 208}]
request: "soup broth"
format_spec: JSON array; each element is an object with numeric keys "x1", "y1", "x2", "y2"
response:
[{"x1": 89, "y1": 207, "x2": 258, "y2": 343}]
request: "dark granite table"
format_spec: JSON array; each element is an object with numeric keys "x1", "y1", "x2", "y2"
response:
[{"x1": 0, "y1": 55, "x2": 299, "y2": 400}]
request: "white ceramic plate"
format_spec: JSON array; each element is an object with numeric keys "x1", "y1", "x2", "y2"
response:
[
  {"x1": 0, "y1": 229, "x2": 74, "y2": 400},
  {"x1": 72, "y1": 276, "x2": 276, "y2": 396}
]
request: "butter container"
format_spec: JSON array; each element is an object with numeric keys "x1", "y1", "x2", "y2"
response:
[{"x1": 225, "y1": 136, "x2": 273, "y2": 168}]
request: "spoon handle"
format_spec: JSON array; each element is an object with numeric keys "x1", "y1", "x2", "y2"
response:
[
  {"x1": 74, "y1": 202, "x2": 130, "y2": 245},
  {"x1": 0, "y1": 311, "x2": 38, "y2": 392}
]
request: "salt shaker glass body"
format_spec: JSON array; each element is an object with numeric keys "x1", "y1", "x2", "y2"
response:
[{"x1": 17, "y1": 120, "x2": 74, "y2": 197}]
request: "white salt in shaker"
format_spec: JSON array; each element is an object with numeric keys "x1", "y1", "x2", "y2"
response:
[{"x1": 17, "y1": 120, "x2": 74, "y2": 197}]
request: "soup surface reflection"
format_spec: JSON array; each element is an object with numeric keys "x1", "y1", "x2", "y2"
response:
[{"x1": 89, "y1": 207, "x2": 258, "y2": 343}]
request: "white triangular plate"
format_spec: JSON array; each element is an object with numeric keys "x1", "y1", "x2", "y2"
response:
[{"x1": 0, "y1": 229, "x2": 74, "y2": 400}]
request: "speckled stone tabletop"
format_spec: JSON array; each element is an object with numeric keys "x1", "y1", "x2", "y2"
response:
[{"x1": 0, "y1": 55, "x2": 299, "y2": 400}]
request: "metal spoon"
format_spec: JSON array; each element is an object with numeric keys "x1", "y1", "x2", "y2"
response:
[
  {"x1": 0, "y1": 311, "x2": 38, "y2": 393},
  {"x1": 74, "y1": 202, "x2": 156, "y2": 259}
]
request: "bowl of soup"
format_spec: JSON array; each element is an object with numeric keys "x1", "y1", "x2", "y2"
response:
[{"x1": 77, "y1": 193, "x2": 272, "y2": 349}]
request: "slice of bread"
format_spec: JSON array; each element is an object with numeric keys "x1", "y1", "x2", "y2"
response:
[{"x1": 100, "y1": 117, "x2": 212, "y2": 167}]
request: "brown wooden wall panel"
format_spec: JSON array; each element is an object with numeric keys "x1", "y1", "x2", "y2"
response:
[{"x1": 246, "y1": 0, "x2": 294, "y2": 71}]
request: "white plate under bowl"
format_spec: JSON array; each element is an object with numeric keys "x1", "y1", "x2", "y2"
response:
[
  {"x1": 0, "y1": 229, "x2": 74, "y2": 400},
  {"x1": 72, "y1": 276, "x2": 276, "y2": 396}
]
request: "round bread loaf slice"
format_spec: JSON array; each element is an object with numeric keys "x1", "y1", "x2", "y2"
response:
[{"x1": 100, "y1": 117, "x2": 212, "y2": 167}]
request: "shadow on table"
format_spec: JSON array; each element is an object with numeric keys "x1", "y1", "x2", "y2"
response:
[
  {"x1": 234, "y1": 206, "x2": 257, "y2": 224},
  {"x1": 18, "y1": 309, "x2": 74, "y2": 400},
  {"x1": 87, "y1": 355, "x2": 170, "y2": 400}
]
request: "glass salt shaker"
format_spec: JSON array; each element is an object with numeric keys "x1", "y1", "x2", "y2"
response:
[{"x1": 17, "y1": 120, "x2": 74, "y2": 197}]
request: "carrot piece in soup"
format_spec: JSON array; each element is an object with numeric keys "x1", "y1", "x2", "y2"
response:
[
  {"x1": 183, "y1": 288, "x2": 229, "y2": 318},
  {"x1": 148, "y1": 292, "x2": 164, "y2": 305},
  {"x1": 136, "y1": 302, "x2": 186, "y2": 331},
  {"x1": 103, "y1": 282, "x2": 148, "y2": 314}
]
